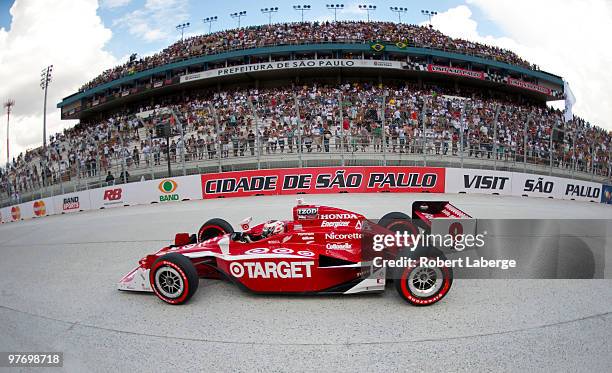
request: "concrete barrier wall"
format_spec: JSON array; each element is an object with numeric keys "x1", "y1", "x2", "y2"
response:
[{"x1": 0, "y1": 168, "x2": 607, "y2": 224}]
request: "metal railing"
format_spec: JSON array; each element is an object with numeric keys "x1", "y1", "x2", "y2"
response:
[{"x1": 2, "y1": 133, "x2": 609, "y2": 208}]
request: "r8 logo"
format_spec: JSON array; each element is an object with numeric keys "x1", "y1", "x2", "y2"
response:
[{"x1": 103, "y1": 188, "x2": 123, "y2": 201}]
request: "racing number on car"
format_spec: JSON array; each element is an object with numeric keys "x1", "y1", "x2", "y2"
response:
[{"x1": 449, "y1": 221, "x2": 463, "y2": 237}]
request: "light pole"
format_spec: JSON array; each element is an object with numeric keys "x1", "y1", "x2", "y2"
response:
[
  {"x1": 293, "y1": 5, "x2": 311, "y2": 22},
  {"x1": 3, "y1": 99, "x2": 14, "y2": 168},
  {"x1": 326, "y1": 4, "x2": 344, "y2": 22},
  {"x1": 358, "y1": 4, "x2": 376, "y2": 22},
  {"x1": 230, "y1": 11, "x2": 247, "y2": 28},
  {"x1": 390, "y1": 7, "x2": 408, "y2": 23},
  {"x1": 202, "y1": 16, "x2": 218, "y2": 34},
  {"x1": 261, "y1": 7, "x2": 279, "y2": 25},
  {"x1": 176, "y1": 22, "x2": 190, "y2": 41},
  {"x1": 421, "y1": 10, "x2": 437, "y2": 28},
  {"x1": 40, "y1": 65, "x2": 52, "y2": 173}
]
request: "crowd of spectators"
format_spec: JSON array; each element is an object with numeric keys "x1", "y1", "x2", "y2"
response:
[
  {"x1": 1, "y1": 82, "x2": 609, "y2": 203},
  {"x1": 78, "y1": 21, "x2": 535, "y2": 92}
]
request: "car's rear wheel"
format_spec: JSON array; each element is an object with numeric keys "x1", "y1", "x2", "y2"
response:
[
  {"x1": 150, "y1": 253, "x2": 199, "y2": 305},
  {"x1": 197, "y1": 218, "x2": 234, "y2": 242},
  {"x1": 394, "y1": 248, "x2": 453, "y2": 306},
  {"x1": 379, "y1": 212, "x2": 418, "y2": 235}
]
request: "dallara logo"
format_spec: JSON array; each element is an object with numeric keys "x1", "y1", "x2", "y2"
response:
[{"x1": 158, "y1": 179, "x2": 179, "y2": 202}]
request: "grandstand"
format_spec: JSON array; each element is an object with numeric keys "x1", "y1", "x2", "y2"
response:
[{"x1": 1, "y1": 21, "x2": 609, "y2": 207}]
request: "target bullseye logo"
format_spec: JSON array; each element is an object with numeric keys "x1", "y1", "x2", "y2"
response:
[{"x1": 229, "y1": 262, "x2": 245, "y2": 278}]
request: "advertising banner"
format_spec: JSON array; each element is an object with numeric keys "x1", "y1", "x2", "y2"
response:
[
  {"x1": 53, "y1": 190, "x2": 92, "y2": 214},
  {"x1": 426, "y1": 64, "x2": 485, "y2": 80},
  {"x1": 14, "y1": 197, "x2": 56, "y2": 220},
  {"x1": 507, "y1": 78, "x2": 552, "y2": 95},
  {"x1": 89, "y1": 184, "x2": 136, "y2": 209},
  {"x1": 445, "y1": 168, "x2": 513, "y2": 195},
  {"x1": 511, "y1": 174, "x2": 564, "y2": 199},
  {"x1": 147, "y1": 175, "x2": 203, "y2": 204},
  {"x1": 560, "y1": 179, "x2": 601, "y2": 202},
  {"x1": 201, "y1": 166, "x2": 446, "y2": 199},
  {"x1": 181, "y1": 59, "x2": 405, "y2": 84}
]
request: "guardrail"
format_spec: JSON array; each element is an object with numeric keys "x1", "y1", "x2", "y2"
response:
[{"x1": 1, "y1": 163, "x2": 609, "y2": 224}]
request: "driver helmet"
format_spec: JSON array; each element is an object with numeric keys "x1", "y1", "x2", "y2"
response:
[{"x1": 262, "y1": 220, "x2": 285, "y2": 237}]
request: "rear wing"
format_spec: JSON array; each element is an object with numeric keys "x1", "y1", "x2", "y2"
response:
[{"x1": 411, "y1": 201, "x2": 476, "y2": 237}]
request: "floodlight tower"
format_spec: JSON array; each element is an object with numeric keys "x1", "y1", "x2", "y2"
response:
[
  {"x1": 293, "y1": 5, "x2": 311, "y2": 22},
  {"x1": 358, "y1": 4, "x2": 376, "y2": 22},
  {"x1": 40, "y1": 65, "x2": 53, "y2": 152},
  {"x1": 3, "y1": 99, "x2": 14, "y2": 168},
  {"x1": 326, "y1": 4, "x2": 344, "y2": 22},
  {"x1": 261, "y1": 7, "x2": 279, "y2": 25},
  {"x1": 176, "y1": 22, "x2": 190, "y2": 41},
  {"x1": 390, "y1": 7, "x2": 408, "y2": 23},
  {"x1": 202, "y1": 16, "x2": 218, "y2": 34},
  {"x1": 230, "y1": 11, "x2": 247, "y2": 28},
  {"x1": 421, "y1": 10, "x2": 438, "y2": 28}
]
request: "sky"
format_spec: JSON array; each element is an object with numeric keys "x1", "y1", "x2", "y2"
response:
[{"x1": 0, "y1": 0, "x2": 611, "y2": 165}]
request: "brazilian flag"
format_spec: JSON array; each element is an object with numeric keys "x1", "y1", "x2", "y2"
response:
[
  {"x1": 395, "y1": 41, "x2": 408, "y2": 49},
  {"x1": 370, "y1": 42, "x2": 385, "y2": 52}
]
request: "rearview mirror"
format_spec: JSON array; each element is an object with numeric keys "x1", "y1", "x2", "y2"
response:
[
  {"x1": 240, "y1": 217, "x2": 252, "y2": 231},
  {"x1": 174, "y1": 233, "x2": 191, "y2": 247}
]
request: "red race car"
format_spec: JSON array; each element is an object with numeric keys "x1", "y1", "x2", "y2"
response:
[{"x1": 118, "y1": 200, "x2": 471, "y2": 306}]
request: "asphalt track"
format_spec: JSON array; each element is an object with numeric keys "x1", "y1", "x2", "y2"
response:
[{"x1": 0, "y1": 193, "x2": 611, "y2": 372}]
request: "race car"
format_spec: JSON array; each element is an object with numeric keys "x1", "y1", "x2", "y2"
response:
[{"x1": 118, "y1": 200, "x2": 471, "y2": 306}]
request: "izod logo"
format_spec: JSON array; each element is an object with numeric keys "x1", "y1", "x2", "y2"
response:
[{"x1": 158, "y1": 179, "x2": 179, "y2": 202}]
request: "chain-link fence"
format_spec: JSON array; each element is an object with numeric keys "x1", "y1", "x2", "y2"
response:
[{"x1": 2, "y1": 96, "x2": 610, "y2": 208}]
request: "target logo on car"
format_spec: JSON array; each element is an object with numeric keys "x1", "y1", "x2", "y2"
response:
[{"x1": 229, "y1": 261, "x2": 314, "y2": 279}]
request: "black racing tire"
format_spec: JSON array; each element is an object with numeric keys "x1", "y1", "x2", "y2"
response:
[
  {"x1": 394, "y1": 247, "x2": 453, "y2": 306},
  {"x1": 197, "y1": 218, "x2": 234, "y2": 242},
  {"x1": 150, "y1": 253, "x2": 199, "y2": 305},
  {"x1": 379, "y1": 212, "x2": 417, "y2": 235}
]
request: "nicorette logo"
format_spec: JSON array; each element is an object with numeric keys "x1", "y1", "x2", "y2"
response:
[
  {"x1": 158, "y1": 179, "x2": 179, "y2": 202},
  {"x1": 33, "y1": 200, "x2": 46, "y2": 216}
]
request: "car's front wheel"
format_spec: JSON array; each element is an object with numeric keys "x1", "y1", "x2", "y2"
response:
[{"x1": 150, "y1": 253, "x2": 199, "y2": 305}]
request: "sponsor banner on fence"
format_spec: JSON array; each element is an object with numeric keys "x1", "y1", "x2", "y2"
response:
[
  {"x1": 201, "y1": 166, "x2": 446, "y2": 199},
  {"x1": 445, "y1": 168, "x2": 513, "y2": 195},
  {"x1": 181, "y1": 59, "x2": 405, "y2": 84},
  {"x1": 53, "y1": 190, "x2": 92, "y2": 214},
  {"x1": 561, "y1": 179, "x2": 601, "y2": 202},
  {"x1": 148, "y1": 175, "x2": 202, "y2": 203},
  {"x1": 426, "y1": 64, "x2": 485, "y2": 80},
  {"x1": 511, "y1": 174, "x2": 565, "y2": 199},
  {"x1": 14, "y1": 197, "x2": 56, "y2": 220},
  {"x1": 507, "y1": 78, "x2": 552, "y2": 95},
  {"x1": 90, "y1": 184, "x2": 135, "y2": 209}
]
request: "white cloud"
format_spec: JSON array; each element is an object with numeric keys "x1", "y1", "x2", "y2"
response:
[
  {"x1": 431, "y1": 2, "x2": 612, "y2": 130},
  {"x1": 0, "y1": 0, "x2": 117, "y2": 165},
  {"x1": 113, "y1": 0, "x2": 189, "y2": 42},
  {"x1": 100, "y1": 0, "x2": 131, "y2": 8}
]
